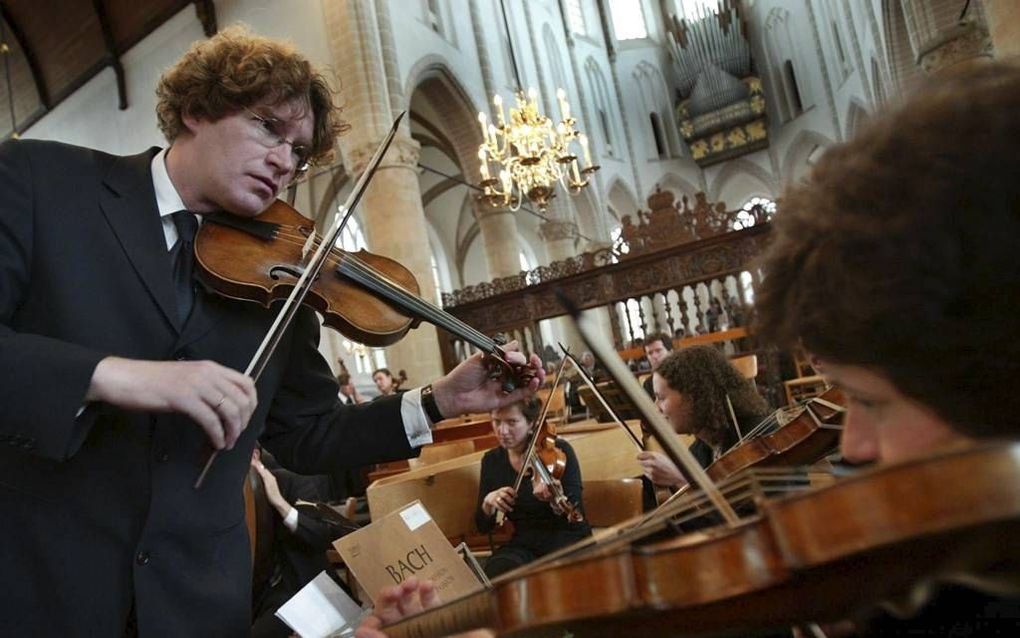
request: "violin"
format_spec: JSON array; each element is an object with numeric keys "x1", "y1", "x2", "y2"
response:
[
  {"x1": 706, "y1": 386, "x2": 845, "y2": 482},
  {"x1": 526, "y1": 417, "x2": 583, "y2": 523},
  {"x1": 496, "y1": 356, "x2": 583, "y2": 526},
  {"x1": 380, "y1": 442, "x2": 1020, "y2": 637},
  {"x1": 193, "y1": 200, "x2": 534, "y2": 389},
  {"x1": 393, "y1": 369, "x2": 408, "y2": 392}
]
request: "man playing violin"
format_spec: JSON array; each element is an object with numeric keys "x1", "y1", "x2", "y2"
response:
[
  {"x1": 0, "y1": 26, "x2": 543, "y2": 637},
  {"x1": 356, "y1": 63, "x2": 1020, "y2": 638},
  {"x1": 475, "y1": 398, "x2": 591, "y2": 578}
]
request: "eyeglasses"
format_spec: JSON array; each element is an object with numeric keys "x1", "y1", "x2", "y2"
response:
[{"x1": 242, "y1": 106, "x2": 312, "y2": 176}]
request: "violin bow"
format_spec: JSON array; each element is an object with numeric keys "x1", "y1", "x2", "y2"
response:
[
  {"x1": 194, "y1": 112, "x2": 406, "y2": 489},
  {"x1": 557, "y1": 343, "x2": 644, "y2": 452},
  {"x1": 496, "y1": 354, "x2": 571, "y2": 527},
  {"x1": 558, "y1": 291, "x2": 740, "y2": 526}
]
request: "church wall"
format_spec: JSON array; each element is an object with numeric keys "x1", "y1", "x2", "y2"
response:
[{"x1": 24, "y1": 1, "x2": 334, "y2": 154}]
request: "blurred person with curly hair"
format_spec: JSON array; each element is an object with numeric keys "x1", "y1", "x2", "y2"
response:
[{"x1": 751, "y1": 63, "x2": 1020, "y2": 636}]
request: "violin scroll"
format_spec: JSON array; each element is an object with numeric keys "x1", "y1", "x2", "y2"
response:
[{"x1": 482, "y1": 350, "x2": 537, "y2": 394}]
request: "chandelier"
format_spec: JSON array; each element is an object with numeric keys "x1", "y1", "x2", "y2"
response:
[
  {"x1": 477, "y1": 88, "x2": 598, "y2": 212},
  {"x1": 476, "y1": 1, "x2": 598, "y2": 212}
]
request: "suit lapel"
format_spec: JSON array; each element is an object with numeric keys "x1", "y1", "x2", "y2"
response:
[{"x1": 99, "y1": 148, "x2": 180, "y2": 332}]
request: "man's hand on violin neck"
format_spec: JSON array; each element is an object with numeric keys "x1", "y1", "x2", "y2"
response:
[
  {"x1": 87, "y1": 356, "x2": 257, "y2": 450},
  {"x1": 431, "y1": 341, "x2": 545, "y2": 417}
]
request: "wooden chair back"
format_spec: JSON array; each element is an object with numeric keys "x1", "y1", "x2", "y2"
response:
[
  {"x1": 408, "y1": 437, "x2": 490, "y2": 469},
  {"x1": 730, "y1": 353, "x2": 758, "y2": 379},
  {"x1": 243, "y1": 466, "x2": 276, "y2": 600},
  {"x1": 583, "y1": 478, "x2": 644, "y2": 527}
]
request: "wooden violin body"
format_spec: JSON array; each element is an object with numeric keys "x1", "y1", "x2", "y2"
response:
[
  {"x1": 384, "y1": 442, "x2": 1020, "y2": 637},
  {"x1": 706, "y1": 387, "x2": 845, "y2": 482},
  {"x1": 195, "y1": 201, "x2": 420, "y2": 347}
]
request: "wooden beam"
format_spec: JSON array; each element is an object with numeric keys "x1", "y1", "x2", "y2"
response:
[
  {"x1": 0, "y1": 6, "x2": 49, "y2": 109},
  {"x1": 91, "y1": 0, "x2": 127, "y2": 110},
  {"x1": 194, "y1": 0, "x2": 217, "y2": 37}
]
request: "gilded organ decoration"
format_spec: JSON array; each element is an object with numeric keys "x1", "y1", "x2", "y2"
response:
[{"x1": 666, "y1": 2, "x2": 769, "y2": 166}]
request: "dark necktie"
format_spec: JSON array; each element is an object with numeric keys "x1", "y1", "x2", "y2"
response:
[{"x1": 171, "y1": 211, "x2": 199, "y2": 326}]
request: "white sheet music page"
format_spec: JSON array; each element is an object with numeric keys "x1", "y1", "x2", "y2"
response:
[{"x1": 275, "y1": 571, "x2": 365, "y2": 638}]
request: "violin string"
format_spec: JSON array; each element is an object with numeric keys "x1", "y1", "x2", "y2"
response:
[
  {"x1": 639, "y1": 467, "x2": 824, "y2": 530},
  {"x1": 277, "y1": 229, "x2": 498, "y2": 349},
  {"x1": 560, "y1": 346, "x2": 645, "y2": 452},
  {"x1": 339, "y1": 256, "x2": 496, "y2": 348},
  {"x1": 513, "y1": 356, "x2": 571, "y2": 495},
  {"x1": 250, "y1": 226, "x2": 499, "y2": 351}
]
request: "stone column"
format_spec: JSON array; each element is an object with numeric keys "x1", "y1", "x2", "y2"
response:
[
  {"x1": 985, "y1": 0, "x2": 1020, "y2": 60},
  {"x1": 323, "y1": 0, "x2": 443, "y2": 383},
  {"x1": 474, "y1": 204, "x2": 521, "y2": 279},
  {"x1": 344, "y1": 136, "x2": 444, "y2": 384},
  {"x1": 540, "y1": 216, "x2": 577, "y2": 263}
]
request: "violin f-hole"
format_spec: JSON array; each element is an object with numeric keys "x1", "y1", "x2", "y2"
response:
[{"x1": 269, "y1": 264, "x2": 309, "y2": 281}]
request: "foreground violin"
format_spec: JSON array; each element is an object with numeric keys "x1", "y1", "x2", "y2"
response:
[{"x1": 381, "y1": 442, "x2": 1020, "y2": 637}]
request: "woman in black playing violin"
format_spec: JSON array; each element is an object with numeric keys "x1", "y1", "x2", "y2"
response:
[
  {"x1": 475, "y1": 398, "x2": 591, "y2": 578},
  {"x1": 638, "y1": 345, "x2": 768, "y2": 489}
]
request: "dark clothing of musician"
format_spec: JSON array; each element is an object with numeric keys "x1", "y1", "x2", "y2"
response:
[
  {"x1": 857, "y1": 584, "x2": 1020, "y2": 637},
  {"x1": 0, "y1": 140, "x2": 432, "y2": 636},
  {"x1": 252, "y1": 461, "x2": 359, "y2": 638},
  {"x1": 475, "y1": 439, "x2": 591, "y2": 578}
]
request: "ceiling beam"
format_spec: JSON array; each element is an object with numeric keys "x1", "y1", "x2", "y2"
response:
[
  {"x1": 92, "y1": 0, "x2": 127, "y2": 110},
  {"x1": 0, "y1": 6, "x2": 49, "y2": 109},
  {"x1": 194, "y1": 0, "x2": 218, "y2": 37}
]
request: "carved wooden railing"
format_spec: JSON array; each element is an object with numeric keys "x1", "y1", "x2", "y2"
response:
[{"x1": 437, "y1": 223, "x2": 781, "y2": 403}]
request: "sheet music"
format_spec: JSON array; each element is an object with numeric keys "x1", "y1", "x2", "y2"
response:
[{"x1": 276, "y1": 571, "x2": 367, "y2": 638}]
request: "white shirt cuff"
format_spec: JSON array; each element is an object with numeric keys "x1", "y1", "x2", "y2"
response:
[
  {"x1": 401, "y1": 388, "x2": 434, "y2": 448},
  {"x1": 282, "y1": 507, "x2": 299, "y2": 532}
]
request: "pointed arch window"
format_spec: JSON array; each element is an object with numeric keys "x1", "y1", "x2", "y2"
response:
[{"x1": 609, "y1": 0, "x2": 647, "y2": 40}]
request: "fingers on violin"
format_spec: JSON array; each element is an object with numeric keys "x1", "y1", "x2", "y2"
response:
[
  {"x1": 371, "y1": 585, "x2": 408, "y2": 625},
  {"x1": 417, "y1": 579, "x2": 440, "y2": 610},
  {"x1": 396, "y1": 577, "x2": 428, "y2": 616}
]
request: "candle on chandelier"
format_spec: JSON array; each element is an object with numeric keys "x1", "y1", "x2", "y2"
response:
[
  {"x1": 478, "y1": 147, "x2": 490, "y2": 180},
  {"x1": 556, "y1": 88, "x2": 571, "y2": 121},
  {"x1": 579, "y1": 133, "x2": 592, "y2": 167},
  {"x1": 493, "y1": 94, "x2": 506, "y2": 127},
  {"x1": 478, "y1": 112, "x2": 489, "y2": 143}
]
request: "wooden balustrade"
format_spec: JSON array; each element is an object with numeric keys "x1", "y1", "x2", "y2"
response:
[{"x1": 437, "y1": 223, "x2": 784, "y2": 405}]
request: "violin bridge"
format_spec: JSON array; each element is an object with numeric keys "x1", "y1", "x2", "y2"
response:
[{"x1": 300, "y1": 230, "x2": 316, "y2": 262}]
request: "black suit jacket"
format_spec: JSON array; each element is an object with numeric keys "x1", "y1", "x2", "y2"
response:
[{"x1": 0, "y1": 140, "x2": 416, "y2": 636}]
